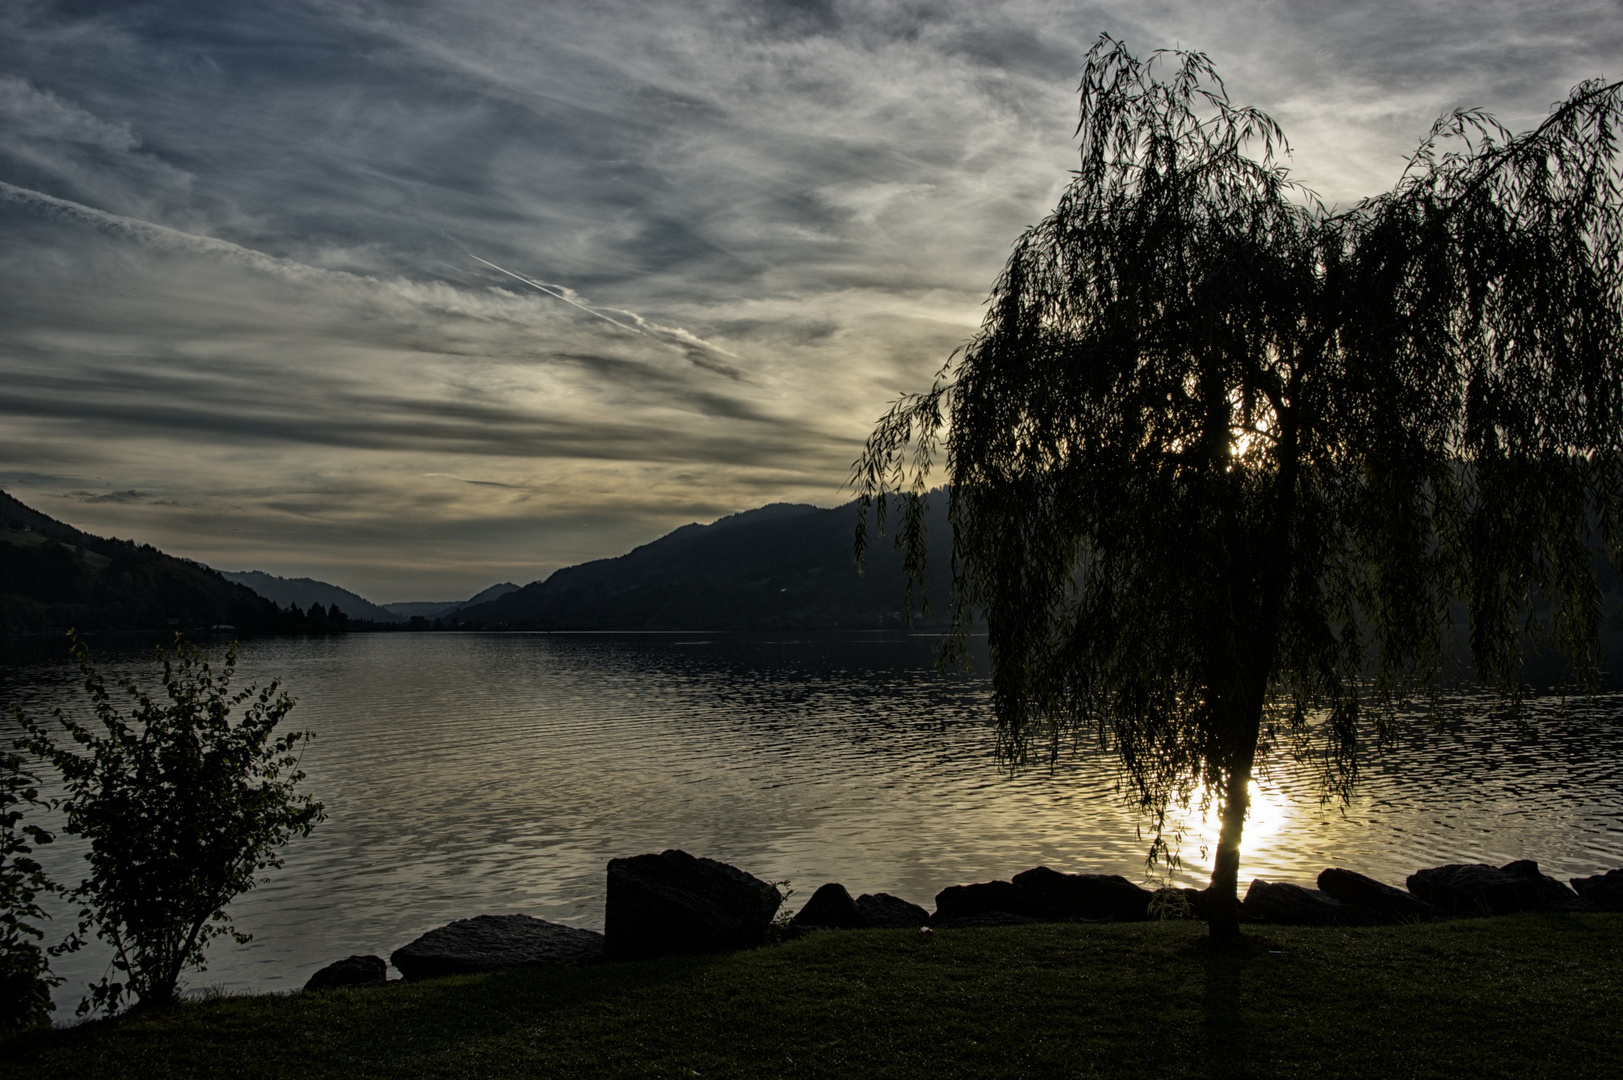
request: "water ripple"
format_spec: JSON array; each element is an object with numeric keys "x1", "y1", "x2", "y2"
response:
[{"x1": 2, "y1": 630, "x2": 1620, "y2": 1007}]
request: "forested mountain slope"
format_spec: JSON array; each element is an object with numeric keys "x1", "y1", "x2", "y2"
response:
[
  {"x1": 456, "y1": 499, "x2": 955, "y2": 631},
  {"x1": 0, "y1": 490, "x2": 302, "y2": 634},
  {"x1": 221, "y1": 570, "x2": 403, "y2": 623}
]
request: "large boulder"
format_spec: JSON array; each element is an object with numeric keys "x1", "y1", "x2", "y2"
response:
[
  {"x1": 304, "y1": 954, "x2": 387, "y2": 991},
  {"x1": 1242, "y1": 880, "x2": 1370, "y2": 926},
  {"x1": 1407, "y1": 864, "x2": 1532, "y2": 916},
  {"x1": 931, "y1": 879, "x2": 1033, "y2": 924},
  {"x1": 1570, "y1": 869, "x2": 1623, "y2": 912},
  {"x1": 1012, "y1": 866, "x2": 1153, "y2": 922},
  {"x1": 856, "y1": 892, "x2": 930, "y2": 929},
  {"x1": 390, "y1": 915, "x2": 603, "y2": 981},
  {"x1": 1407, "y1": 861, "x2": 1594, "y2": 916},
  {"x1": 1499, "y1": 861, "x2": 1596, "y2": 912},
  {"x1": 792, "y1": 882, "x2": 867, "y2": 929},
  {"x1": 1317, "y1": 868, "x2": 1435, "y2": 924},
  {"x1": 1179, "y1": 886, "x2": 1214, "y2": 921},
  {"x1": 604, "y1": 849, "x2": 781, "y2": 960}
]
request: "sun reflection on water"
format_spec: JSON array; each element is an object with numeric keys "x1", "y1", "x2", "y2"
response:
[{"x1": 1157, "y1": 776, "x2": 1300, "y2": 888}]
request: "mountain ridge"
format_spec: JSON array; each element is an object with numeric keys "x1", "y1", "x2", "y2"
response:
[
  {"x1": 455, "y1": 496, "x2": 951, "y2": 631},
  {"x1": 221, "y1": 570, "x2": 404, "y2": 623},
  {"x1": 381, "y1": 582, "x2": 520, "y2": 620},
  {"x1": 0, "y1": 490, "x2": 304, "y2": 634}
]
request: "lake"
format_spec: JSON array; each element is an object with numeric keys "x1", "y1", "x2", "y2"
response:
[{"x1": 4, "y1": 630, "x2": 1622, "y2": 1010}]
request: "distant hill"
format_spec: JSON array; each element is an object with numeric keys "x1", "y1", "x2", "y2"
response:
[
  {"x1": 381, "y1": 601, "x2": 457, "y2": 620},
  {"x1": 455, "y1": 499, "x2": 956, "y2": 631},
  {"x1": 464, "y1": 581, "x2": 523, "y2": 606},
  {"x1": 382, "y1": 582, "x2": 519, "y2": 621},
  {"x1": 220, "y1": 570, "x2": 403, "y2": 623},
  {"x1": 0, "y1": 490, "x2": 304, "y2": 634}
]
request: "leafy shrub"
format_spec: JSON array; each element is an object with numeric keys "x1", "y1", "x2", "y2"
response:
[
  {"x1": 1147, "y1": 887, "x2": 1196, "y2": 921},
  {"x1": 0, "y1": 746, "x2": 60, "y2": 1030},
  {"x1": 16, "y1": 634, "x2": 324, "y2": 1014}
]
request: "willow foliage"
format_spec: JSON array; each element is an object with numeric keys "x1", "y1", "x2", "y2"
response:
[{"x1": 855, "y1": 37, "x2": 1623, "y2": 932}]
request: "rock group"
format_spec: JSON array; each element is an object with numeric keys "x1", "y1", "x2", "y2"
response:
[
  {"x1": 302, "y1": 850, "x2": 1623, "y2": 989},
  {"x1": 1236, "y1": 860, "x2": 1618, "y2": 926},
  {"x1": 924, "y1": 867, "x2": 1153, "y2": 927},
  {"x1": 790, "y1": 883, "x2": 930, "y2": 929}
]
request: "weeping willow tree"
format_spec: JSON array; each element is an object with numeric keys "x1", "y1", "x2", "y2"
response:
[{"x1": 855, "y1": 36, "x2": 1623, "y2": 937}]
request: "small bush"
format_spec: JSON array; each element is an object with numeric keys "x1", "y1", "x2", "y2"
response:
[
  {"x1": 15, "y1": 634, "x2": 324, "y2": 1015},
  {"x1": 1147, "y1": 887, "x2": 1196, "y2": 921},
  {"x1": 0, "y1": 746, "x2": 59, "y2": 1030}
]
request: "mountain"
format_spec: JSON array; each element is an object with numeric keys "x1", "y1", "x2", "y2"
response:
[
  {"x1": 0, "y1": 490, "x2": 303, "y2": 634},
  {"x1": 463, "y1": 581, "x2": 522, "y2": 606},
  {"x1": 220, "y1": 570, "x2": 403, "y2": 623},
  {"x1": 220, "y1": 573, "x2": 522, "y2": 623},
  {"x1": 455, "y1": 499, "x2": 955, "y2": 631},
  {"x1": 382, "y1": 583, "x2": 519, "y2": 621},
  {"x1": 382, "y1": 601, "x2": 461, "y2": 620},
  {"x1": 458, "y1": 495, "x2": 1623, "y2": 681}
]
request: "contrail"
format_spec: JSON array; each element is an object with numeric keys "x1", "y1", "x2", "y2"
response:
[
  {"x1": 468, "y1": 254, "x2": 646, "y2": 336},
  {"x1": 468, "y1": 252, "x2": 745, "y2": 377},
  {"x1": 0, "y1": 182, "x2": 749, "y2": 376}
]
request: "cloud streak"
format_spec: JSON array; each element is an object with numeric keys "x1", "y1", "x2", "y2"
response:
[
  {"x1": 1, "y1": 0, "x2": 1618, "y2": 598},
  {"x1": 467, "y1": 253, "x2": 747, "y2": 378}
]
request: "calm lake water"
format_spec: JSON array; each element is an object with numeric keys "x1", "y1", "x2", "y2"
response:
[{"x1": 3, "y1": 630, "x2": 1622, "y2": 1010}]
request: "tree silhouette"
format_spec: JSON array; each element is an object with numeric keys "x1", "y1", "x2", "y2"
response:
[
  {"x1": 855, "y1": 37, "x2": 1623, "y2": 937},
  {"x1": 16, "y1": 636, "x2": 323, "y2": 1012}
]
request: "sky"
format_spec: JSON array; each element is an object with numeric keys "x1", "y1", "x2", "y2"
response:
[{"x1": 2, "y1": 1, "x2": 1619, "y2": 602}]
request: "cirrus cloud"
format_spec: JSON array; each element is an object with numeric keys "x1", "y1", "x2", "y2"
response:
[{"x1": 0, "y1": 0, "x2": 1617, "y2": 599}]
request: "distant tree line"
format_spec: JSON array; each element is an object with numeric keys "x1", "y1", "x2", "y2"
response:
[
  {"x1": 281, "y1": 602, "x2": 349, "y2": 635},
  {"x1": 0, "y1": 500, "x2": 350, "y2": 637}
]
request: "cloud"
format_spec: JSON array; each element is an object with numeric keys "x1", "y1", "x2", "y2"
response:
[
  {"x1": 0, "y1": 75, "x2": 139, "y2": 152},
  {"x1": 466, "y1": 254, "x2": 747, "y2": 378},
  {"x1": 0, "y1": 73, "x2": 195, "y2": 220},
  {"x1": 0, "y1": 183, "x2": 826, "y2": 464},
  {"x1": 66, "y1": 489, "x2": 150, "y2": 504},
  {"x1": 1, "y1": 0, "x2": 1618, "y2": 598}
]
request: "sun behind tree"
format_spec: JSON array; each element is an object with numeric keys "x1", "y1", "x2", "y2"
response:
[{"x1": 855, "y1": 36, "x2": 1623, "y2": 938}]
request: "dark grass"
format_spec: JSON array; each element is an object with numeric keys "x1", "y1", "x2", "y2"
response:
[{"x1": 5, "y1": 915, "x2": 1620, "y2": 1079}]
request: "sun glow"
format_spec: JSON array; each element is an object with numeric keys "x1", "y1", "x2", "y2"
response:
[{"x1": 1164, "y1": 776, "x2": 1296, "y2": 887}]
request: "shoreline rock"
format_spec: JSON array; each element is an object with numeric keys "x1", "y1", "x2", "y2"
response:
[
  {"x1": 1012, "y1": 867, "x2": 1153, "y2": 922},
  {"x1": 605, "y1": 849, "x2": 781, "y2": 960},
  {"x1": 932, "y1": 879, "x2": 1030, "y2": 924},
  {"x1": 352, "y1": 855, "x2": 1620, "y2": 989},
  {"x1": 1408, "y1": 861, "x2": 1596, "y2": 917},
  {"x1": 1317, "y1": 868, "x2": 1435, "y2": 924},
  {"x1": 390, "y1": 915, "x2": 604, "y2": 981},
  {"x1": 304, "y1": 954, "x2": 388, "y2": 991},
  {"x1": 1243, "y1": 879, "x2": 1379, "y2": 926},
  {"x1": 792, "y1": 882, "x2": 867, "y2": 929},
  {"x1": 856, "y1": 892, "x2": 930, "y2": 929},
  {"x1": 932, "y1": 867, "x2": 1154, "y2": 925},
  {"x1": 1571, "y1": 869, "x2": 1623, "y2": 912}
]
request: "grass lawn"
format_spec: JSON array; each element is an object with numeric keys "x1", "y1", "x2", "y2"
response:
[{"x1": 4, "y1": 914, "x2": 1619, "y2": 1079}]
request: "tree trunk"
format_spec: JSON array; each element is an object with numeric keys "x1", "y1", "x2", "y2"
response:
[
  {"x1": 1206, "y1": 734, "x2": 1259, "y2": 938},
  {"x1": 1205, "y1": 381, "x2": 1299, "y2": 939}
]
